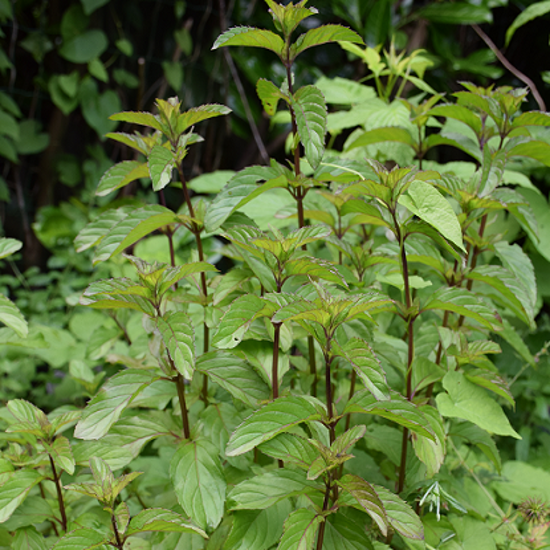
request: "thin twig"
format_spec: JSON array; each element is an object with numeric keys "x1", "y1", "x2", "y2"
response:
[{"x1": 472, "y1": 24, "x2": 545, "y2": 111}]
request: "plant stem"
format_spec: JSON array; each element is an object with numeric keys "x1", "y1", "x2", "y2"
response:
[
  {"x1": 39, "y1": 481, "x2": 59, "y2": 535},
  {"x1": 175, "y1": 373, "x2": 191, "y2": 439},
  {"x1": 272, "y1": 323, "x2": 281, "y2": 399},
  {"x1": 315, "y1": 481, "x2": 332, "y2": 550},
  {"x1": 324, "y1": 348, "x2": 336, "y2": 445},
  {"x1": 111, "y1": 512, "x2": 124, "y2": 550},
  {"x1": 344, "y1": 370, "x2": 357, "y2": 432},
  {"x1": 48, "y1": 453, "x2": 67, "y2": 532},
  {"x1": 309, "y1": 336, "x2": 318, "y2": 397}
]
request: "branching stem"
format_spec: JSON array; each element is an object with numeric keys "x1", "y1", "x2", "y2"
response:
[{"x1": 48, "y1": 453, "x2": 67, "y2": 532}]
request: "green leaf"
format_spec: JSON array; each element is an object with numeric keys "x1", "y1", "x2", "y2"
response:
[
  {"x1": 230, "y1": 470, "x2": 318, "y2": 510},
  {"x1": 492, "y1": 461, "x2": 550, "y2": 503},
  {"x1": 290, "y1": 85, "x2": 327, "y2": 170},
  {"x1": 212, "y1": 27, "x2": 285, "y2": 58},
  {"x1": 285, "y1": 257, "x2": 345, "y2": 286},
  {"x1": 45, "y1": 436, "x2": 75, "y2": 475},
  {"x1": 211, "y1": 294, "x2": 266, "y2": 349},
  {"x1": 323, "y1": 509, "x2": 375, "y2": 550},
  {"x1": 422, "y1": 288, "x2": 498, "y2": 330},
  {"x1": 333, "y1": 338, "x2": 389, "y2": 400},
  {"x1": 256, "y1": 79, "x2": 287, "y2": 116},
  {"x1": 347, "y1": 127, "x2": 415, "y2": 151},
  {"x1": 196, "y1": 351, "x2": 271, "y2": 407},
  {"x1": 109, "y1": 111, "x2": 165, "y2": 132},
  {"x1": 59, "y1": 30, "x2": 108, "y2": 63},
  {"x1": 277, "y1": 509, "x2": 323, "y2": 550},
  {"x1": 464, "y1": 369, "x2": 514, "y2": 406},
  {"x1": 467, "y1": 265, "x2": 534, "y2": 326},
  {"x1": 155, "y1": 311, "x2": 195, "y2": 378},
  {"x1": 149, "y1": 145, "x2": 175, "y2": 191},
  {"x1": 6, "y1": 399, "x2": 49, "y2": 435},
  {"x1": 126, "y1": 509, "x2": 206, "y2": 537},
  {"x1": 505, "y1": 0, "x2": 550, "y2": 45},
  {"x1": 508, "y1": 140, "x2": 550, "y2": 167},
  {"x1": 226, "y1": 395, "x2": 323, "y2": 456},
  {"x1": 337, "y1": 475, "x2": 389, "y2": 536},
  {"x1": 205, "y1": 163, "x2": 287, "y2": 231},
  {"x1": 225, "y1": 501, "x2": 291, "y2": 550},
  {"x1": 0, "y1": 295, "x2": 27, "y2": 338},
  {"x1": 436, "y1": 371, "x2": 520, "y2": 438},
  {"x1": 12, "y1": 527, "x2": 48, "y2": 550},
  {"x1": 290, "y1": 25, "x2": 364, "y2": 60},
  {"x1": 0, "y1": 237, "x2": 21, "y2": 259},
  {"x1": 428, "y1": 104, "x2": 482, "y2": 136},
  {"x1": 96, "y1": 161, "x2": 149, "y2": 196},
  {"x1": 344, "y1": 391, "x2": 435, "y2": 440},
  {"x1": 74, "y1": 208, "x2": 130, "y2": 252},
  {"x1": 417, "y1": 2, "x2": 492, "y2": 24},
  {"x1": 451, "y1": 422, "x2": 501, "y2": 472},
  {"x1": 0, "y1": 470, "x2": 43, "y2": 522},
  {"x1": 52, "y1": 529, "x2": 109, "y2": 550},
  {"x1": 399, "y1": 179, "x2": 465, "y2": 252},
  {"x1": 373, "y1": 484, "x2": 423, "y2": 540},
  {"x1": 74, "y1": 369, "x2": 159, "y2": 440},
  {"x1": 175, "y1": 104, "x2": 231, "y2": 134},
  {"x1": 512, "y1": 110, "x2": 550, "y2": 128},
  {"x1": 93, "y1": 205, "x2": 179, "y2": 263},
  {"x1": 411, "y1": 405, "x2": 445, "y2": 478},
  {"x1": 258, "y1": 433, "x2": 319, "y2": 470},
  {"x1": 170, "y1": 438, "x2": 226, "y2": 530}
]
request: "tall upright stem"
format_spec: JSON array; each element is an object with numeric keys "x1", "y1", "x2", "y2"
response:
[
  {"x1": 48, "y1": 453, "x2": 67, "y2": 532},
  {"x1": 177, "y1": 164, "x2": 210, "y2": 402},
  {"x1": 111, "y1": 512, "x2": 124, "y2": 550},
  {"x1": 176, "y1": 374, "x2": 191, "y2": 439},
  {"x1": 315, "y1": 481, "x2": 332, "y2": 550},
  {"x1": 272, "y1": 323, "x2": 281, "y2": 400}
]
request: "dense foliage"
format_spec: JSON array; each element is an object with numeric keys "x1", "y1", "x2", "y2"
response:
[{"x1": 2, "y1": 0, "x2": 550, "y2": 549}]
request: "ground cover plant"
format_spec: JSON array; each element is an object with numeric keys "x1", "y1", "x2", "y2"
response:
[{"x1": 3, "y1": 0, "x2": 550, "y2": 549}]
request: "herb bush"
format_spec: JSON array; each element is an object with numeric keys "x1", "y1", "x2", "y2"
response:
[{"x1": 1, "y1": 1, "x2": 550, "y2": 549}]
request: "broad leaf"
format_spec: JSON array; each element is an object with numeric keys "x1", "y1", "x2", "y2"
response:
[
  {"x1": 277, "y1": 509, "x2": 323, "y2": 550},
  {"x1": 373, "y1": 484, "x2": 423, "y2": 540},
  {"x1": 323, "y1": 509, "x2": 375, "y2": 550},
  {"x1": 344, "y1": 391, "x2": 435, "y2": 440},
  {"x1": 176, "y1": 104, "x2": 231, "y2": 134},
  {"x1": 126, "y1": 508, "x2": 206, "y2": 537},
  {"x1": 347, "y1": 127, "x2": 415, "y2": 151},
  {"x1": 258, "y1": 433, "x2": 319, "y2": 470},
  {"x1": 0, "y1": 295, "x2": 27, "y2": 338},
  {"x1": 436, "y1": 371, "x2": 520, "y2": 438},
  {"x1": 290, "y1": 25, "x2": 364, "y2": 60},
  {"x1": 225, "y1": 500, "x2": 291, "y2": 550},
  {"x1": 508, "y1": 140, "x2": 550, "y2": 167},
  {"x1": 148, "y1": 145, "x2": 175, "y2": 191},
  {"x1": 93, "y1": 205, "x2": 179, "y2": 263},
  {"x1": 96, "y1": 161, "x2": 148, "y2": 196},
  {"x1": 291, "y1": 85, "x2": 327, "y2": 169},
  {"x1": 52, "y1": 529, "x2": 109, "y2": 550},
  {"x1": 74, "y1": 208, "x2": 130, "y2": 252},
  {"x1": 196, "y1": 351, "x2": 271, "y2": 407},
  {"x1": 337, "y1": 475, "x2": 389, "y2": 536},
  {"x1": 230, "y1": 470, "x2": 318, "y2": 510},
  {"x1": 411, "y1": 405, "x2": 445, "y2": 477},
  {"x1": 170, "y1": 438, "x2": 226, "y2": 530},
  {"x1": 226, "y1": 395, "x2": 323, "y2": 456},
  {"x1": 212, "y1": 27, "x2": 285, "y2": 58},
  {"x1": 12, "y1": 527, "x2": 48, "y2": 550},
  {"x1": 74, "y1": 369, "x2": 159, "y2": 440},
  {"x1": 155, "y1": 311, "x2": 195, "y2": 378},
  {"x1": 333, "y1": 339, "x2": 389, "y2": 400},
  {"x1": 399, "y1": 179, "x2": 465, "y2": 252},
  {"x1": 0, "y1": 237, "x2": 22, "y2": 259},
  {"x1": 0, "y1": 470, "x2": 43, "y2": 522},
  {"x1": 109, "y1": 110, "x2": 165, "y2": 131}
]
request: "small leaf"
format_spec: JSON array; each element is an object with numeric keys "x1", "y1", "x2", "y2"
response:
[
  {"x1": 109, "y1": 111, "x2": 165, "y2": 132},
  {"x1": 74, "y1": 369, "x2": 159, "y2": 440},
  {"x1": 257, "y1": 79, "x2": 288, "y2": 116},
  {"x1": 290, "y1": 24, "x2": 364, "y2": 60},
  {"x1": 96, "y1": 161, "x2": 149, "y2": 196},
  {"x1": 337, "y1": 475, "x2": 389, "y2": 536},
  {"x1": 126, "y1": 508, "x2": 207, "y2": 537},
  {"x1": 196, "y1": 351, "x2": 271, "y2": 407},
  {"x1": 45, "y1": 436, "x2": 76, "y2": 475},
  {"x1": 226, "y1": 395, "x2": 323, "y2": 456},
  {"x1": 170, "y1": 438, "x2": 226, "y2": 530},
  {"x1": 176, "y1": 104, "x2": 231, "y2": 134},
  {"x1": 149, "y1": 145, "x2": 175, "y2": 191},
  {"x1": 277, "y1": 509, "x2": 323, "y2": 550},
  {"x1": 212, "y1": 27, "x2": 285, "y2": 58},
  {"x1": 411, "y1": 405, "x2": 446, "y2": 477},
  {"x1": 436, "y1": 371, "x2": 520, "y2": 438},
  {"x1": 290, "y1": 85, "x2": 327, "y2": 170}
]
